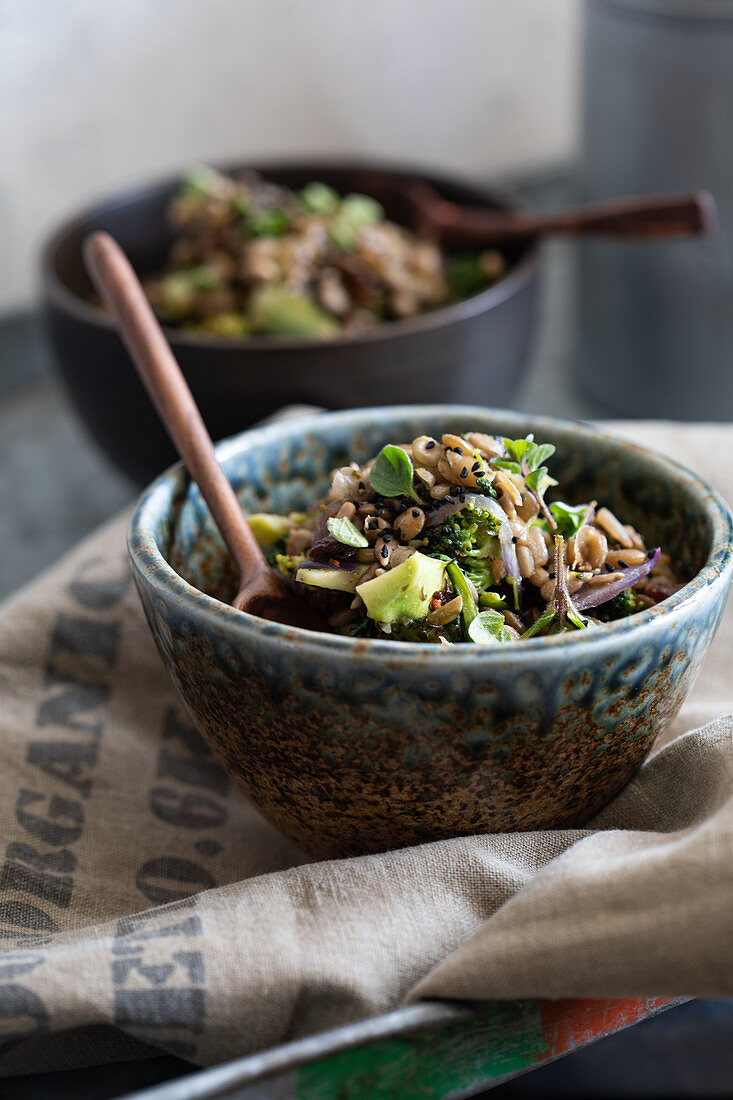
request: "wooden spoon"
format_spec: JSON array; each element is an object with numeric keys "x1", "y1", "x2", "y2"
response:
[
  {"x1": 353, "y1": 172, "x2": 716, "y2": 248},
  {"x1": 84, "y1": 231, "x2": 326, "y2": 632},
  {"x1": 407, "y1": 184, "x2": 717, "y2": 248}
]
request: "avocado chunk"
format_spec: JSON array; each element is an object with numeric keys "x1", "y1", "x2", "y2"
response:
[
  {"x1": 356, "y1": 552, "x2": 446, "y2": 624},
  {"x1": 296, "y1": 563, "x2": 369, "y2": 593},
  {"x1": 248, "y1": 284, "x2": 340, "y2": 338},
  {"x1": 246, "y1": 513, "x2": 291, "y2": 547}
]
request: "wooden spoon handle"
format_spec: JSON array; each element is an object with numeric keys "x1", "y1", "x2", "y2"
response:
[
  {"x1": 412, "y1": 185, "x2": 716, "y2": 246},
  {"x1": 506, "y1": 192, "x2": 716, "y2": 240},
  {"x1": 84, "y1": 231, "x2": 264, "y2": 585}
]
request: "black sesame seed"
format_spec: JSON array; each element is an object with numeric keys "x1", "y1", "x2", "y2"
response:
[
  {"x1": 605, "y1": 563, "x2": 614, "y2": 572},
  {"x1": 471, "y1": 461, "x2": 481, "y2": 472},
  {"x1": 380, "y1": 547, "x2": 389, "y2": 558},
  {"x1": 459, "y1": 493, "x2": 466, "y2": 503},
  {"x1": 618, "y1": 560, "x2": 628, "y2": 569},
  {"x1": 411, "y1": 509, "x2": 420, "y2": 517},
  {"x1": 511, "y1": 536, "x2": 519, "y2": 544},
  {"x1": 460, "y1": 467, "x2": 468, "y2": 478},
  {"x1": 582, "y1": 619, "x2": 589, "y2": 627},
  {"x1": 426, "y1": 440, "x2": 436, "y2": 450}
]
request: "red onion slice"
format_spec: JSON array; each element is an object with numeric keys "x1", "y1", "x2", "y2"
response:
[
  {"x1": 297, "y1": 561, "x2": 366, "y2": 575},
  {"x1": 425, "y1": 493, "x2": 520, "y2": 585},
  {"x1": 309, "y1": 500, "x2": 354, "y2": 562},
  {"x1": 573, "y1": 548, "x2": 661, "y2": 610}
]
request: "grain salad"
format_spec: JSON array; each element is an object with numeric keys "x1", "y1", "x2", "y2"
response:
[
  {"x1": 142, "y1": 167, "x2": 508, "y2": 339},
  {"x1": 246, "y1": 431, "x2": 684, "y2": 644}
]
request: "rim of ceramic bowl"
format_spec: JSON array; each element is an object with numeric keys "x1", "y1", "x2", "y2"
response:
[
  {"x1": 40, "y1": 158, "x2": 539, "y2": 354},
  {"x1": 128, "y1": 405, "x2": 733, "y2": 662}
]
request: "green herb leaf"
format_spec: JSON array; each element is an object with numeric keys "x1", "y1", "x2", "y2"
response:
[
  {"x1": 344, "y1": 618, "x2": 371, "y2": 637},
  {"x1": 249, "y1": 207, "x2": 290, "y2": 238},
  {"x1": 299, "y1": 181, "x2": 340, "y2": 214},
  {"x1": 498, "y1": 436, "x2": 556, "y2": 476},
  {"x1": 492, "y1": 459, "x2": 522, "y2": 475},
  {"x1": 502, "y1": 435, "x2": 534, "y2": 464},
  {"x1": 446, "y1": 253, "x2": 486, "y2": 298},
  {"x1": 180, "y1": 165, "x2": 222, "y2": 200},
  {"x1": 328, "y1": 193, "x2": 384, "y2": 252},
  {"x1": 368, "y1": 445, "x2": 420, "y2": 501},
  {"x1": 328, "y1": 219, "x2": 357, "y2": 252},
  {"x1": 230, "y1": 193, "x2": 250, "y2": 218},
  {"x1": 521, "y1": 608, "x2": 557, "y2": 639},
  {"x1": 339, "y1": 193, "x2": 384, "y2": 227},
  {"x1": 550, "y1": 501, "x2": 591, "y2": 540},
  {"x1": 327, "y1": 516, "x2": 369, "y2": 548},
  {"x1": 468, "y1": 609, "x2": 512, "y2": 645},
  {"x1": 566, "y1": 605, "x2": 589, "y2": 631},
  {"x1": 527, "y1": 443, "x2": 556, "y2": 471}
]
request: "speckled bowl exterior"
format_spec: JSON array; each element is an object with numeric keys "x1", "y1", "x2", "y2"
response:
[{"x1": 128, "y1": 406, "x2": 733, "y2": 858}]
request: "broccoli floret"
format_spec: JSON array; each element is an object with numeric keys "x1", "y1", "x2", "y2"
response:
[
  {"x1": 179, "y1": 165, "x2": 225, "y2": 201},
  {"x1": 593, "y1": 589, "x2": 644, "y2": 622},
  {"x1": 422, "y1": 521, "x2": 473, "y2": 560},
  {"x1": 421, "y1": 504, "x2": 500, "y2": 592},
  {"x1": 274, "y1": 553, "x2": 304, "y2": 576}
]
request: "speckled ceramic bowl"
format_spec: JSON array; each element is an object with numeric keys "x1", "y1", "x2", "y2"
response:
[{"x1": 129, "y1": 406, "x2": 733, "y2": 858}]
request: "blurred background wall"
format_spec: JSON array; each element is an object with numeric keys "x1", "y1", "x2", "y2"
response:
[{"x1": 0, "y1": 0, "x2": 579, "y2": 315}]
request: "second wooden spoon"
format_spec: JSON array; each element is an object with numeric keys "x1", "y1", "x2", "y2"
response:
[
  {"x1": 351, "y1": 171, "x2": 716, "y2": 249},
  {"x1": 84, "y1": 231, "x2": 326, "y2": 632},
  {"x1": 405, "y1": 183, "x2": 717, "y2": 248}
]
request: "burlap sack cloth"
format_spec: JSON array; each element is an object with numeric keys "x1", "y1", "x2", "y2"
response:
[{"x1": 1, "y1": 421, "x2": 732, "y2": 1075}]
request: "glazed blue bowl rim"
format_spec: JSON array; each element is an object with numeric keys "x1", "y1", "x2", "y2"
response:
[{"x1": 128, "y1": 405, "x2": 733, "y2": 662}]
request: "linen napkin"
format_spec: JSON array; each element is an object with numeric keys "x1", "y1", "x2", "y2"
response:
[{"x1": 0, "y1": 420, "x2": 731, "y2": 1075}]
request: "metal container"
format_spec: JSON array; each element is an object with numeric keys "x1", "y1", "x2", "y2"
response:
[{"x1": 578, "y1": 0, "x2": 733, "y2": 419}]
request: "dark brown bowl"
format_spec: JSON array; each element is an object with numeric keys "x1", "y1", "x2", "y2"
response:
[{"x1": 40, "y1": 160, "x2": 540, "y2": 486}]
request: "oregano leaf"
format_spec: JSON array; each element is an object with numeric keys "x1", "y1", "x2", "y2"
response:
[
  {"x1": 468, "y1": 609, "x2": 512, "y2": 645},
  {"x1": 526, "y1": 442, "x2": 556, "y2": 471},
  {"x1": 368, "y1": 446, "x2": 420, "y2": 501},
  {"x1": 549, "y1": 502, "x2": 590, "y2": 540},
  {"x1": 327, "y1": 516, "x2": 369, "y2": 548}
]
